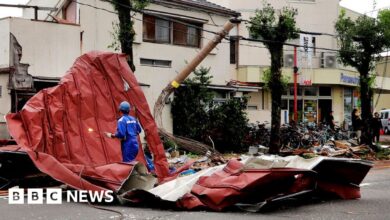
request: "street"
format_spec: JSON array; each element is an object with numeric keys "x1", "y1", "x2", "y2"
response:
[{"x1": 1, "y1": 166, "x2": 389, "y2": 220}]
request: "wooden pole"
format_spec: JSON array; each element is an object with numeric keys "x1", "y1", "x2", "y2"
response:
[{"x1": 153, "y1": 18, "x2": 240, "y2": 124}]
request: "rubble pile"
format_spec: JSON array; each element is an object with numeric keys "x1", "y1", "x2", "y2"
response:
[{"x1": 289, "y1": 140, "x2": 376, "y2": 160}]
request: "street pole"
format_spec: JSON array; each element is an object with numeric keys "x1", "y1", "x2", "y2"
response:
[
  {"x1": 293, "y1": 46, "x2": 298, "y2": 122},
  {"x1": 153, "y1": 18, "x2": 241, "y2": 127}
]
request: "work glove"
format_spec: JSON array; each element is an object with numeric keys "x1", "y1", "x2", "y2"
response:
[{"x1": 104, "y1": 132, "x2": 113, "y2": 138}]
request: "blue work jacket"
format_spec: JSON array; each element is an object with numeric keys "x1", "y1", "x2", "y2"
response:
[{"x1": 115, "y1": 114, "x2": 142, "y2": 162}]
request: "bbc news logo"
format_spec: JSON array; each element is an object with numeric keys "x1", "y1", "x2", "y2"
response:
[{"x1": 8, "y1": 188, "x2": 114, "y2": 204}]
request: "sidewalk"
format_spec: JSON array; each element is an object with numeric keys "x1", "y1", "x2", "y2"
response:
[{"x1": 374, "y1": 160, "x2": 390, "y2": 169}]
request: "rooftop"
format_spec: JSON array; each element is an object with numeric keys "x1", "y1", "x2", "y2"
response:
[{"x1": 153, "y1": 0, "x2": 240, "y2": 17}]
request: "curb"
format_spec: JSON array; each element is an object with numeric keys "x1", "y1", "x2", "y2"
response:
[{"x1": 373, "y1": 160, "x2": 390, "y2": 169}]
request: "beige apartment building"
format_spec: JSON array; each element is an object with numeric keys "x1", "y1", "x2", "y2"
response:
[
  {"x1": 0, "y1": 0, "x2": 243, "y2": 138},
  {"x1": 209, "y1": 0, "x2": 390, "y2": 127}
]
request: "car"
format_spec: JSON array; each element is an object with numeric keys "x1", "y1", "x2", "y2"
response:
[{"x1": 380, "y1": 109, "x2": 390, "y2": 134}]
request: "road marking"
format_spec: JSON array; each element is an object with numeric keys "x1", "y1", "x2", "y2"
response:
[{"x1": 360, "y1": 183, "x2": 371, "y2": 187}]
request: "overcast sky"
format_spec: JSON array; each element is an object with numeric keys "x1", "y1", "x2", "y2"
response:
[
  {"x1": 1, "y1": 0, "x2": 390, "y2": 18},
  {"x1": 340, "y1": 0, "x2": 390, "y2": 16}
]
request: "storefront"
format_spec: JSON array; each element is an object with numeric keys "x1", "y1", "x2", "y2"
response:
[
  {"x1": 343, "y1": 87, "x2": 360, "y2": 127},
  {"x1": 282, "y1": 86, "x2": 333, "y2": 125}
]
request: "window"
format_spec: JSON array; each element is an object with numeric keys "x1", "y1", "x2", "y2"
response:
[
  {"x1": 304, "y1": 87, "x2": 317, "y2": 96},
  {"x1": 230, "y1": 37, "x2": 238, "y2": 64},
  {"x1": 319, "y1": 86, "x2": 331, "y2": 96},
  {"x1": 212, "y1": 91, "x2": 229, "y2": 106},
  {"x1": 140, "y1": 58, "x2": 171, "y2": 67},
  {"x1": 187, "y1": 26, "x2": 199, "y2": 47},
  {"x1": 143, "y1": 14, "x2": 201, "y2": 47},
  {"x1": 289, "y1": 86, "x2": 302, "y2": 96},
  {"x1": 143, "y1": 15, "x2": 170, "y2": 43},
  {"x1": 247, "y1": 105, "x2": 258, "y2": 110},
  {"x1": 156, "y1": 19, "x2": 170, "y2": 43}
]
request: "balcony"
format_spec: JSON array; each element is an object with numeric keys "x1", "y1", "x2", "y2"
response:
[
  {"x1": 237, "y1": 65, "x2": 390, "y2": 91},
  {"x1": 0, "y1": 17, "x2": 81, "y2": 79}
]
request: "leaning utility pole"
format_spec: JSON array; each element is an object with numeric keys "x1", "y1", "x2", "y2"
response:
[{"x1": 153, "y1": 18, "x2": 241, "y2": 155}]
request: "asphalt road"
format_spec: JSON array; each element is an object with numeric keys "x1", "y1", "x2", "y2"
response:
[{"x1": 1, "y1": 166, "x2": 390, "y2": 220}]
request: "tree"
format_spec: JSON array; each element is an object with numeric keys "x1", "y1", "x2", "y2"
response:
[
  {"x1": 248, "y1": 3, "x2": 299, "y2": 154},
  {"x1": 171, "y1": 67, "x2": 214, "y2": 141},
  {"x1": 171, "y1": 67, "x2": 250, "y2": 153},
  {"x1": 208, "y1": 97, "x2": 249, "y2": 153},
  {"x1": 335, "y1": 9, "x2": 390, "y2": 145},
  {"x1": 111, "y1": 0, "x2": 150, "y2": 72}
]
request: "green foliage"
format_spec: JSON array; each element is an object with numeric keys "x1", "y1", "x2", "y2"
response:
[
  {"x1": 110, "y1": 0, "x2": 150, "y2": 71},
  {"x1": 262, "y1": 68, "x2": 290, "y2": 92},
  {"x1": 171, "y1": 67, "x2": 214, "y2": 141},
  {"x1": 171, "y1": 67, "x2": 250, "y2": 153},
  {"x1": 108, "y1": 21, "x2": 121, "y2": 51},
  {"x1": 207, "y1": 97, "x2": 249, "y2": 153},
  {"x1": 248, "y1": 3, "x2": 299, "y2": 49},
  {"x1": 110, "y1": 0, "x2": 149, "y2": 47},
  {"x1": 376, "y1": 148, "x2": 390, "y2": 160},
  {"x1": 378, "y1": 9, "x2": 390, "y2": 46},
  {"x1": 162, "y1": 137, "x2": 176, "y2": 150},
  {"x1": 335, "y1": 9, "x2": 389, "y2": 73},
  {"x1": 111, "y1": 0, "x2": 150, "y2": 11}
]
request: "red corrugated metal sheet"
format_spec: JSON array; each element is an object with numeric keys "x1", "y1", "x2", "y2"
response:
[
  {"x1": 5, "y1": 52, "x2": 169, "y2": 191},
  {"x1": 120, "y1": 157, "x2": 372, "y2": 211}
]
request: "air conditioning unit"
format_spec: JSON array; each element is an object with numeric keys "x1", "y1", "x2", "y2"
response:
[
  {"x1": 284, "y1": 54, "x2": 294, "y2": 67},
  {"x1": 325, "y1": 56, "x2": 336, "y2": 68}
]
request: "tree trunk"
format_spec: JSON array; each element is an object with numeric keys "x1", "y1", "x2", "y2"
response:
[
  {"x1": 116, "y1": 0, "x2": 136, "y2": 72},
  {"x1": 359, "y1": 73, "x2": 373, "y2": 145},
  {"x1": 268, "y1": 46, "x2": 283, "y2": 154}
]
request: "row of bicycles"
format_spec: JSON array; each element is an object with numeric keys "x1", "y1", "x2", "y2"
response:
[{"x1": 245, "y1": 121, "x2": 356, "y2": 151}]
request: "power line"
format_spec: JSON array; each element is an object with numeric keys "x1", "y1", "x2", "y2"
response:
[
  {"x1": 71, "y1": 1, "x2": 117, "y2": 15},
  {"x1": 239, "y1": 36, "x2": 340, "y2": 53},
  {"x1": 363, "y1": 5, "x2": 390, "y2": 15},
  {"x1": 71, "y1": 1, "x2": 215, "y2": 41},
  {"x1": 72, "y1": 0, "x2": 374, "y2": 56},
  {"x1": 98, "y1": 0, "x2": 220, "y2": 35},
  {"x1": 241, "y1": 19, "x2": 337, "y2": 37},
  {"x1": 67, "y1": 1, "x2": 390, "y2": 108}
]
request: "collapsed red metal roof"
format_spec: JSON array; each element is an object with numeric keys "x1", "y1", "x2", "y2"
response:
[
  {"x1": 1, "y1": 52, "x2": 373, "y2": 211},
  {"x1": 5, "y1": 51, "x2": 169, "y2": 191}
]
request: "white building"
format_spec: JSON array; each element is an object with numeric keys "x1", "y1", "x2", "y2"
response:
[{"x1": 0, "y1": 0, "x2": 242, "y2": 138}]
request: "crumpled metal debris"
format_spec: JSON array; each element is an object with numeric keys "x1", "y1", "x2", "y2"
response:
[{"x1": 121, "y1": 155, "x2": 372, "y2": 211}]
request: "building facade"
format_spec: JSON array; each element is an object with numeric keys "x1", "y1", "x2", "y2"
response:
[
  {"x1": 209, "y1": 0, "x2": 390, "y2": 127},
  {"x1": 0, "y1": 0, "x2": 389, "y2": 139},
  {"x1": 0, "y1": 0, "x2": 242, "y2": 138}
]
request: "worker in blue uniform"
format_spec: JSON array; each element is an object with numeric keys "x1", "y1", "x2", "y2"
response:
[{"x1": 105, "y1": 101, "x2": 142, "y2": 162}]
